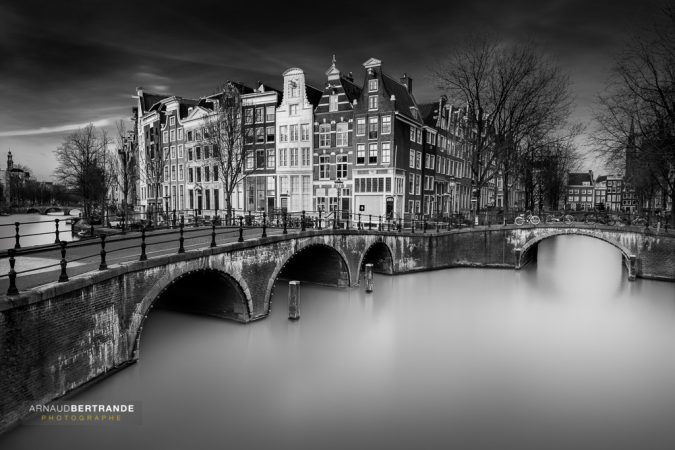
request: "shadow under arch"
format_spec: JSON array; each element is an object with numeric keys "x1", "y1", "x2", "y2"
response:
[
  {"x1": 131, "y1": 269, "x2": 250, "y2": 360},
  {"x1": 263, "y1": 243, "x2": 352, "y2": 315},
  {"x1": 519, "y1": 230, "x2": 635, "y2": 280},
  {"x1": 359, "y1": 240, "x2": 394, "y2": 275}
]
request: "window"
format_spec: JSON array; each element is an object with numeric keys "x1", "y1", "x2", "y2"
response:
[
  {"x1": 369, "y1": 143, "x2": 378, "y2": 164},
  {"x1": 301, "y1": 123, "x2": 310, "y2": 141},
  {"x1": 266, "y1": 106, "x2": 275, "y2": 122},
  {"x1": 245, "y1": 108, "x2": 253, "y2": 125},
  {"x1": 337, "y1": 154, "x2": 348, "y2": 179},
  {"x1": 409, "y1": 150, "x2": 415, "y2": 168},
  {"x1": 163, "y1": 147, "x2": 169, "y2": 159},
  {"x1": 382, "y1": 142, "x2": 391, "y2": 164},
  {"x1": 163, "y1": 131, "x2": 168, "y2": 142},
  {"x1": 409, "y1": 174, "x2": 415, "y2": 194},
  {"x1": 356, "y1": 118, "x2": 366, "y2": 135},
  {"x1": 357, "y1": 144, "x2": 365, "y2": 164},
  {"x1": 213, "y1": 166, "x2": 218, "y2": 182},
  {"x1": 381, "y1": 116, "x2": 391, "y2": 134},
  {"x1": 245, "y1": 129, "x2": 253, "y2": 144},
  {"x1": 290, "y1": 148, "x2": 298, "y2": 166},
  {"x1": 188, "y1": 148, "x2": 193, "y2": 161},
  {"x1": 177, "y1": 129, "x2": 183, "y2": 141},
  {"x1": 289, "y1": 81, "x2": 298, "y2": 97},
  {"x1": 336, "y1": 122, "x2": 348, "y2": 146},
  {"x1": 267, "y1": 149, "x2": 275, "y2": 168},
  {"x1": 246, "y1": 154, "x2": 254, "y2": 170},
  {"x1": 256, "y1": 128, "x2": 265, "y2": 143},
  {"x1": 279, "y1": 148, "x2": 287, "y2": 167},
  {"x1": 279, "y1": 125, "x2": 288, "y2": 142},
  {"x1": 368, "y1": 116, "x2": 378, "y2": 139},
  {"x1": 195, "y1": 147, "x2": 201, "y2": 160},
  {"x1": 319, "y1": 123, "x2": 331, "y2": 147},
  {"x1": 319, "y1": 155, "x2": 330, "y2": 179},
  {"x1": 204, "y1": 166, "x2": 210, "y2": 182},
  {"x1": 416, "y1": 151, "x2": 422, "y2": 169},
  {"x1": 289, "y1": 104, "x2": 298, "y2": 116},
  {"x1": 368, "y1": 95, "x2": 378, "y2": 110},
  {"x1": 410, "y1": 127, "x2": 416, "y2": 141},
  {"x1": 170, "y1": 116, "x2": 176, "y2": 126},
  {"x1": 179, "y1": 164, "x2": 184, "y2": 181},
  {"x1": 178, "y1": 145, "x2": 184, "y2": 158},
  {"x1": 329, "y1": 94, "x2": 338, "y2": 112},
  {"x1": 415, "y1": 174, "x2": 421, "y2": 195},
  {"x1": 171, "y1": 165, "x2": 176, "y2": 181},
  {"x1": 255, "y1": 107, "x2": 264, "y2": 123},
  {"x1": 266, "y1": 126, "x2": 275, "y2": 142},
  {"x1": 204, "y1": 146, "x2": 210, "y2": 159},
  {"x1": 290, "y1": 125, "x2": 298, "y2": 141},
  {"x1": 196, "y1": 167, "x2": 202, "y2": 182},
  {"x1": 302, "y1": 148, "x2": 310, "y2": 166},
  {"x1": 170, "y1": 146, "x2": 176, "y2": 159},
  {"x1": 187, "y1": 131, "x2": 193, "y2": 141},
  {"x1": 170, "y1": 129, "x2": 175, "y2": 142},
  {"x1": 369, "y1": 79, "x2": 378, "y2": 91},
  {"x1": 416, "y1": 129, "x2": 422, "y2": 144},
  {"x1": 256, "y1": 149, "x2": 265, "y2": 168},
  {"x1": 195, "y1": 129, "x2": 202, "y2": 141}
]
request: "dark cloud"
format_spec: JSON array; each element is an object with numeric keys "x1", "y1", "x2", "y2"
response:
[{"x1": 0, "y1": 0, "x2": 667, "y2": 178}]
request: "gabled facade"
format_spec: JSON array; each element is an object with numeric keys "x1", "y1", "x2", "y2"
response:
[
  {"x1": 312, "y1": 57, "x2": 361, "y2": 220},
  {"x1": 566, "y1": 171, "x2": 595, "y2": 211},
  {"x1": 352, "y1": 58, "x2": 422, "y2": 221},
  {"x1": 276, "y1": 68, "x2": 321, "y2": 212},
  {"x1": 241, "y1": 83, "x2": 281, "y2": 213}
]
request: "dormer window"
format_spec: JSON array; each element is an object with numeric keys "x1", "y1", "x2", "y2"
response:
[
  {"x1": 368, "y1": 79, "x2": 378, "y2": 92},
  {"x1": 368, "y1": 95, "x2": 378, "y2": 110},
  {"x1": 170, "y1": 116, "x2": 176, "y2": 126}
]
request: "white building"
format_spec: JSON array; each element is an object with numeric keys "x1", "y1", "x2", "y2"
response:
[{"x1": 275, "y1": 68, "x2": 322, "y2": 212}]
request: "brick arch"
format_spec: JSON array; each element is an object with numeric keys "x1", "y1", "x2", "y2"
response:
[
  {"x1": 129, "y1": 265, "x2": 253, "y2": 361},
  {"x1": 518, "y1": 230, "x2": 635, "y2": 279},
  {"x1": 262, "y1": 239, "x2": 353, "y2": 316},
  {"x1": 358, "y1": 239, "x2": 394, "y2": 275}
]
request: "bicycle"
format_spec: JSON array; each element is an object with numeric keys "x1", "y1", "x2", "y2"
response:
[
  {"x1": 515, "y1": 211, "x2": 540, "y2": 226},
  {"x1": 545, "y1": 212, "x2": 573, "y2": 225},
  {"x1": 584, "y1": 212, "x2": 616, "y2": 226}
]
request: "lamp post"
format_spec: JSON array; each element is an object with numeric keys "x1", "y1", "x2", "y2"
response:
[{"x1": 334, "y1": 178, "x2": 344, "y2": 229}]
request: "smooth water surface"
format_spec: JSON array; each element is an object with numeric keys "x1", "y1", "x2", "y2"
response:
[
  {"x1": 0, "y1": 213, "x2": 79, "y2": 249},
  {"x1": 1, "y1": 235, "x2": 674, "y2": 449}
]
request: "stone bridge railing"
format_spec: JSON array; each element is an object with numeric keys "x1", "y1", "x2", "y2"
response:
[{"x1": 0, "y1": 223, "x2": 673, "y2": 434}]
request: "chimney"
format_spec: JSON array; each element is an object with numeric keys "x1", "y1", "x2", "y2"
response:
[
  {"x1": 136, "y1": 86, "x2": 144, "y2": 97},
  {"x1": 400, "y1": 73, "x2": 413, "y2": 94}
]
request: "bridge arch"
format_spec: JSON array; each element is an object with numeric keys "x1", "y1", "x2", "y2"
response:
[
  {"x1": 518, "y1": 230, "x2": 636, "y2": 280},
  {"x1": 43, "y1": 207, "x2": 63, "y2": 214},
  {"x1": 263, "y1": 242, "x2": 352, "y2": 315},
  {"x1": 26, "y1": 208, "x2": 40, "y2": 214},
  {"x1": 359, "y1": 240, "x2": 394, "y2": 275},
  {"x1": 131, "y1": 268, "x2": 252, "y2": 360}
]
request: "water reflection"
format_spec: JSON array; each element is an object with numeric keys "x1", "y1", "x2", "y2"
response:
[{"x1": 1, "y1": 235, "x2": 674, "y2": 449}]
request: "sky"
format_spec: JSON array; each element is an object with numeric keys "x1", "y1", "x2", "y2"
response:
[{"x1": 0, "y1": 0, "x2": 669, "y2": 180}]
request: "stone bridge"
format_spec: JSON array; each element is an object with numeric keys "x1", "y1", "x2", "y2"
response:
[
  {"x1": 16, "y1": 206, "x2": 76, "y2": 215},
  {"x1": 0, "y1": 224, "x2": 673, "y2": 433}
]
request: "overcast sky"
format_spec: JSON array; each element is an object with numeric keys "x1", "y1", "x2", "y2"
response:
[{"x1": 0, "y1": 0, "x2": 668, "y2": 180}]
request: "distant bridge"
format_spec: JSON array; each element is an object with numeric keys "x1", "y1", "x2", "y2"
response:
[
  {"x1": 11, "y1": 205, "x2": 79, "y2": 215},
  {"x1": 0, "y1": 223, "x2": 673, "y2": 433}
]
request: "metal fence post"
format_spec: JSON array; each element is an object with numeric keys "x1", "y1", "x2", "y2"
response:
[
  {"x1": 283, "y1": 212, "x2": 288, "y2": 234},
  {"x1": 318, "y1": 210, "x2": 323, "y2": 230},
  {"x1": 140, "y1": 227, "x2": 148, "y2": 261},
  {"x1": 58, "y1": 241, "x2": 68, "y2": 282},
  {"x1": 368, "y1": 215, "x2": 372, "y2": 231},
  {"x1": 211, "y1": 220, "x2": 217, "y2": 247},
  {"x1": 14, "y1": 222, "x2": 20, "y2": 249},
  {"x1": 262, "y1": 212, "x2": 267, "y2": 238},
  {"x1": 301, "y1": 211, "x2": 306, "y2": 231},
  {"x1": 99, "y1": 233, "x2": 108, "y2": 270},
  {"x1": 54, "y1": 218, "x2": 61, "y2": 244},
  {"x1": 178, "y1": 216, "x2": 185, "y2": 253},
  {"x1": 238, "y1": 216, "x2": 244, "y2": 242},
  {"x1": 7, "y1": 249, "x2": 18, "y2": 295}
]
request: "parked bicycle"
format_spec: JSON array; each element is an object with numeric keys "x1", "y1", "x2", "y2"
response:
[
  {"x1": 584, "y1": 212, "x2": 617, "y2": 226},
  {"x1": 515, "y1": 211, "x2": 540, "y2": 226},
  {"x1": 545, "y1": 211, "x2": 574, "y2": 225}
]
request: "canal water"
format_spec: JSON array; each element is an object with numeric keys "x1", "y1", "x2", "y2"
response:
[
  {"x1": 1, "y1": 235, "x2": 674, "y2": 449},
  {"x1": 0, "y1": 213, "x2": 80, "y2": 249}
]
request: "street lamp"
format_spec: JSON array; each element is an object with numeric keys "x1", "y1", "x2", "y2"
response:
[{"x1": 334, "y1": 178, "x2": 344, "y2": 229}]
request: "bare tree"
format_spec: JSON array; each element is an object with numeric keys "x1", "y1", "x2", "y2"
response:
[
  {"x1": 433, "y1": 35, "x2": 573, "y2": 214},
  {"x1": 595, "y1": 6, "x2": 675, "y2": 225},
  {"x1": 114, "y1": 119, "x2": 138, "y2": 229},
  {"x1": 53, "y1": 124, "x2": 110, "y2": 221},
  {"x1": 140, "y1": 123, "x2": 167, "y2": 225},
  {"x1": 203, "y1": 82, "x2": 255, "y2": 223}
]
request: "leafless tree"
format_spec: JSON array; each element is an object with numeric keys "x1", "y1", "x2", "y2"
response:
[
  {"x1": 595, "y1": 5, "x2": 675, "y2": 224},
  {"x1": 114, "y1": 119, "x2": 138, "y2": 229},
  {"x1": 53, "y1": 124, "x2": 112, "y2": 221},
  {"x1": 140, "y1": 123, "x2": 167, "y2": 225},
  {"x1": 203, "y1": 82, "x2": 257, "y2": 223},
  {"x1": 433, "y1": 35, "x2": 573, "y2": 214}
]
